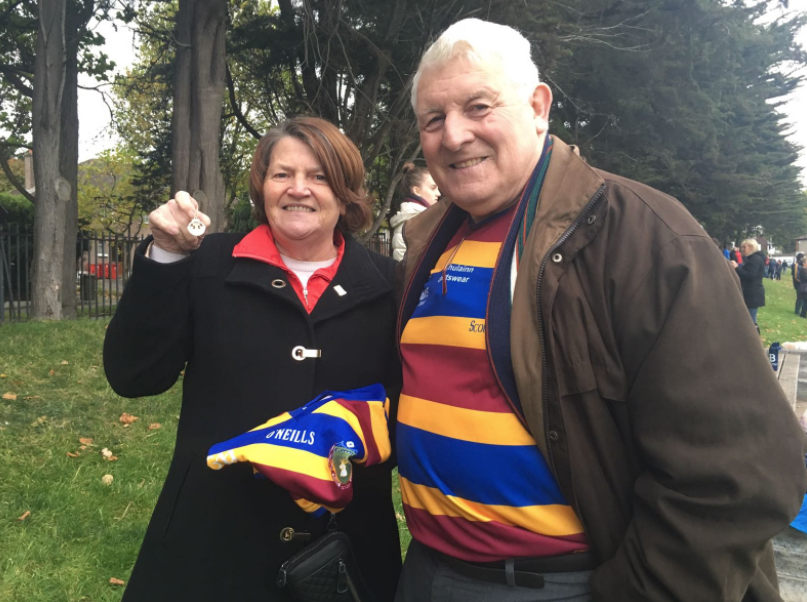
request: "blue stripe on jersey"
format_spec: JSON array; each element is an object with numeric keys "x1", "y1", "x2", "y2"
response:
[
  {"x1": 397, "y1": 422, "x2": 567, "y2": 507},
  {"x1": 411, "y1": 266, "x2": 493, "y2": 320}
]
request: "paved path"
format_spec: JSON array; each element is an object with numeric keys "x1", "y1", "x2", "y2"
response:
[{"x1": 775, "y1": 348, "x2": 807, "y2": 602}]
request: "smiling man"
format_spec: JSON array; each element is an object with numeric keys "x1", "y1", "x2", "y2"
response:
[{"x1": 394, "y1": 18, "x2": 807, "y2": 602}]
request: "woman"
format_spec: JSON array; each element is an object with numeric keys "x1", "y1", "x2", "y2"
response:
[
  {"x1": 389, "y1": 163, "x2": 440, "y2": 261},
  {"x1": 730, "y1": 238, "x2": 765, "y2": 325},
  {"x1": 104, "y1": 117, "x2": 402, "y2": 601}
]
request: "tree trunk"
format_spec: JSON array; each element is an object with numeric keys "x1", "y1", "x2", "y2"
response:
[
  {"x1": 59, "y1": 0, "x2": 92, "y2": 319},
  {"x1": 171, "y1": 0, "x2": 227, "y2": 232},
  {"x1": 31, "y1": 0, "x2": 69, "y2": 319}
]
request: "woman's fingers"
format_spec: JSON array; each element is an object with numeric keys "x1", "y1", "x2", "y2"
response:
[{"x1": 150, "y1": 191, "x2": 211, "y2": 253}]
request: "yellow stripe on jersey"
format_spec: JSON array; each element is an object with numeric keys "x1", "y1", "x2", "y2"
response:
[
  {"x1": 431, "y1": 240, "x2": 501, "y2": 273},
  {"x1": 220, "y1": 443, "x2": 332, "y2": 481},
  {"x1": 400, "y1": 477, "x2": 584, "y2": 537},
  {"x1": 397, "y1": 394, "x2": 535, "y2": 446},
  {"x1": 400, "y1": 316, "x2": 487, "y2": 349}
]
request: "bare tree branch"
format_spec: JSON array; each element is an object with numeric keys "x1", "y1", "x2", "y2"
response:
[
  {"x1": 225, "y1": 63, "x2": 262, "y2": 140},
  {"x1": 0, "y1": 146, "x2": 35, "y2": 204}
]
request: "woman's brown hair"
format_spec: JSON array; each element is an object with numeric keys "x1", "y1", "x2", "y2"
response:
[{"x1": 249, "y1": 117, "x2": 373, "y2": 233}]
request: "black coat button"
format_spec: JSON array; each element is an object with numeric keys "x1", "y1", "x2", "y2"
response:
[{"x1": 548, "y1": 430, "x2": 559, "y2": 442}]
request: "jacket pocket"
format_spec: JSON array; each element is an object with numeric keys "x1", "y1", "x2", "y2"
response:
[
  {"x1": 557, "y1": 357, "x2": 627, "y2": 403},
  {"x1": 154, "y1": 453, "x2": 195, "y2": 542}
]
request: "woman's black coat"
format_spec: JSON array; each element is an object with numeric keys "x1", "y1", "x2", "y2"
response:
[
  {"x1": 104, "y1": 233, "x2": 402, "y2": 602},
  {"x1": 735, "y1": 250, "x2": 766, "y2": 309}
]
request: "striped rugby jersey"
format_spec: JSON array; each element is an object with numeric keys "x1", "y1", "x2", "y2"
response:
[
  {"x1": 207, "y1": 384, "x2": 391, "y2": 516},
  {"x1": 398, "y1": 204, "x2": 588, "y2": 562}
]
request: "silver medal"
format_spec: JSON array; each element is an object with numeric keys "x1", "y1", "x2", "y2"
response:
[{"x1": 188, "y1": 215, "x2": 206, "y2": 236}]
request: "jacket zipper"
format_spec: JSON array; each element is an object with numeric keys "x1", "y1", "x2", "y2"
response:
[{"x1": 536, "y1": 184, "x2": 605, "y2": 474}]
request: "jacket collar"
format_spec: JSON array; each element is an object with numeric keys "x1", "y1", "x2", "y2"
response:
[
  {"x1": 232, "y1": 223, "x2": 345, "y2": 271},
  {"x1": 227, "y1": 233, "x2": 390, "y2": 323}
]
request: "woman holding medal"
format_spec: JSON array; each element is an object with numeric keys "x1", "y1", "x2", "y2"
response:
[{"x1": 104, "y1": 117, "x2": 402, "y2": 601}]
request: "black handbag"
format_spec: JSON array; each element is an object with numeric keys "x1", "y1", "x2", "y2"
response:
[{"x1": 277, "y1": 530, "x2": 376, "y2": 602}]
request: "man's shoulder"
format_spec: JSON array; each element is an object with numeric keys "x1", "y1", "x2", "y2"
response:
[{"x1": 594, "y1": 168, "x2": 706, "y2": 240}]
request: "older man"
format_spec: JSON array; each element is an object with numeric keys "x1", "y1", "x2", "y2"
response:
[{"x1": 394, "y1": 18, "x2": 807, "y2": 602}]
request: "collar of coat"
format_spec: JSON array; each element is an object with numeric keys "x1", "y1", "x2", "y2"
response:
[
  {"x1": 397, "y1": 136, "x2": 606, "y2": 449},
  {"x1": 232, "y1": 223, "x2": 345, "y2": 275},
  {"x1": 226, "y1": 227, "x2": 392, "y2": 322}
]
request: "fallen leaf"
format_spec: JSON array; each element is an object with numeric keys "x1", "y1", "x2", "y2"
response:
[
  {"x1": 109, "y1": 577, "x2": 125, "y2": 586},
  {"x1": 17, "y1": 510, "x2": 30, "y2": 521},
  {"x1": 0, "y1": 374, "x2": 5, "y2": 378},
  {"x1": 79, "y1": 437, "x2": 93, "y2": 446},
  {"x1": 119, "y1": 412, "x2": 138, "y2": 425},
  {"x1": 30, "y1": 415, "x2": 47, "y2": 427},
  {"x1": 66, "y1": 451, "x2": 79, "y2": 458},
  {"x1": 2, "y1": 393, "x2": 16, "y2": 400},
  {"x1": 23, "y1": 395, "x2": 40, "y2": 400},
  {"x1": 101, "y1": 448, "x2": 118, "y2": 461},
  {"x1": 79, "y1": 445, "x2": 87, "y2": 450},
  {"x1": 48, "y1": 369, "x2": 55, "y2": 376},
  {"x1": 148, "y1": 423, "x2": 161, "y2": 430},
  {"x1": 60, "y1": 360, "x2": 69, "y2": 365},
  {"x1": 101, "y1": 474, "x2": 114, "y2": 485}
]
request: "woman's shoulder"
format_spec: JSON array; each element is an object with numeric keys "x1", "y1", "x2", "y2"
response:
[{"x1": 343, "y1": 237, "x2": 396, "y2": 285}]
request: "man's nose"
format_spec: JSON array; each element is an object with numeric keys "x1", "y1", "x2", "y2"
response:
[{"x1": 442, "y1": 113, "x2": 474, "y2": 152}]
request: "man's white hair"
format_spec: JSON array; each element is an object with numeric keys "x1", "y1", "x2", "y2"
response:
[{"x1": 411, "y1": 18, "x2": 540, "y2": 110}]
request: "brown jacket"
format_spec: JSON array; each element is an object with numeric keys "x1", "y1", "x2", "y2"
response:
[{"x1": 398, "y1": 138, "x2": 807, "y2": 601}]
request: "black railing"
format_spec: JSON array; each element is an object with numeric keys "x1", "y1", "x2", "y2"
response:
[{"x1": 0, "y1": 228, "x2": 391, "y2": 323}]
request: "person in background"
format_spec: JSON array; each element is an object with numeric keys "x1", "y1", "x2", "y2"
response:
[
  {"x1": 103, "y1": 116, "x2": 402, "y2": 602},
  {"x1": 776, "y1": 259, "x2": 783, "y2": 280},
  {"x1": 395, "y1": 18, "x2": 805, "y2": 602},
  {"x1": 390, "y1": 163, "x2": 440, "y2": 261},
  {"x1": 797, "y1": 257, "x2": 807, "y2": 319},
  {"x1": 724, "y1": 244, "x2": 731, "y2": 260},
  {"x1": 730, "y1": 238, "x2": 766, "y2": 325},
  {"x1": 795, "y1": 252, "x2": 806, "y2": 315}
]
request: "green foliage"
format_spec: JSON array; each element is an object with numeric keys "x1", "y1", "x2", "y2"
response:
[
  {"x1": 549, "y1": 0, "x2": 807, "y2": 246},
  {"x1": 0, "y1": 0, "x2": 118, "y2": 156},
  {"x1": 0, "y1": 192, "x2": 34, "y2": 229},
  {"x1": 77, "y1": 148, "x2": 144, "y2": 234}
]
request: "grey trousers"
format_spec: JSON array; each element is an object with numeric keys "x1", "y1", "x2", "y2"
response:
[{"x1": 394, "y1": 541, "x2": 593, "y2": 602}]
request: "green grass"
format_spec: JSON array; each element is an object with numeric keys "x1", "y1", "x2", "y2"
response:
[
  {"x1": 0, "y1": 319, "x2": 181, "y2": 601},
  {"x1": 0, "y1": 318, "x2": 409, "y2": 602},
  {"x1": 759, "y1": 274, "x2": 807, "y2": 347}
]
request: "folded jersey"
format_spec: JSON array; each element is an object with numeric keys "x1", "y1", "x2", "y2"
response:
[{"x1": 207, "y1": 384, "x2": 391, "y2": 516}]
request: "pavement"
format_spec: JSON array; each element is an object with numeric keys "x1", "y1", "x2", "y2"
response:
[{"x1": 772, "y1": 346, "x2": 807, "y2": 602}]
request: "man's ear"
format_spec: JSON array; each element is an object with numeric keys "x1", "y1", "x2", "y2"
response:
[{"x1": 530, "y1": 83, "x2": 553, "y2": 134}]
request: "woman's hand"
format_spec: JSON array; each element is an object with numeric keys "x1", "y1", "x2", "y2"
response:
[
  {"x1": 149, "y1": 191, "x2": 212, "y2": 254},
  {"x1": 730, "y1": 260, "x2": 738, "y2": 268}
]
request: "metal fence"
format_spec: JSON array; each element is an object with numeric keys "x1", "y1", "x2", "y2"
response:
[{"x1": 0, "y1": 227, "x2": 391, "y2": 323}]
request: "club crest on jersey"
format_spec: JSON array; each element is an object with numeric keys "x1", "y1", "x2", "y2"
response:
[{"x1": 329, "y1": 444, "x2": 356, "y2": 488}]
